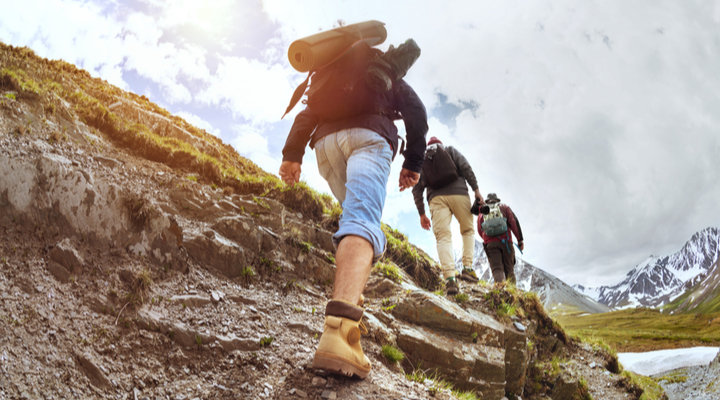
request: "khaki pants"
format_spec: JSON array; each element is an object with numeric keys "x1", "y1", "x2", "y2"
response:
[{"x1": 429, "y1": 195, "x2": 475, "y2": 279}]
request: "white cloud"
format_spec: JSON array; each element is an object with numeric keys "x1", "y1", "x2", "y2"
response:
[
  {"x1": 196, "y1": 56, "x2": 295, "y2": 124},
  {"x1": 230, "y1": 124, "x2": 282, "y2": 177},
  {"x1": 262, "y1": 0, "x2": 720, "y2": 286},
  {"x1": 175, "y1": 111, "x2": 221, "y2": 136}
]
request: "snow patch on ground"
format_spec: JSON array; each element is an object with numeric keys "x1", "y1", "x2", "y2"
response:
[{"x1": 619, "y1": 347, "x2": 720, "y2": 376}]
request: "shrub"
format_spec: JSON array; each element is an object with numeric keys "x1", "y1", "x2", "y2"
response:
[
  {"x1": 374, "y1": 261, "x2": 402, "y2": 283},
  {"x1": 381, "y1": 344, "x2": 405, "y2": 364},
  {"x1": 241, "y1": 266, "x2": 256, "y2": 284},
  {"x1": 455, "y1": 293, "x2": 469, "y2": 303}
]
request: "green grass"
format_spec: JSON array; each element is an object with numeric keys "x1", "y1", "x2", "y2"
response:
[
  {"x1": 381, "y1": 344, "x2": 404, "y2": 364},
  {"x1": 497, "y1": 301, "x2": 516, "y2": 319},
  {"x1": 655, "y1": 370, "x2": 688, "y2": 384},
  {"x1": 3, "y1": 93, "x2": 15, "y2": 100},
  {"x1": 556, "y1": 308, "x2": 720, "y2": 352},
  {"x1": 455, "y1": 293, "x2": 469, "y2": 303},
  {"x1": 578, "y1": 376, "x2": 593, "y2": 400},
  {"x1": 620, "y1": 370, "x2": 667, "y2": 400},
  {"x1": 240, "y1": 266, "x2": 256, "y2": 284},
  {"x1": 662, "y1": 274, "x2": 720, "y2": 314},
  {"x1": 373, "y1": 261, "x2": 402, "y2": 283}
]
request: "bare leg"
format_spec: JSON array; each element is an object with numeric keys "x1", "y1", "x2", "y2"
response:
[{"x1": 332, "y1": 235, "x2": 373, "y2": 304}]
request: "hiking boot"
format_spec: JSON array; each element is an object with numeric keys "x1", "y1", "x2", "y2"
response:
[
  {"x1": 458, "y1": 268, "x2": 479, "y2": 283},
  {"x1": 312, "y1": 300, "x2": 371, "y2": 379},
  {"x1": 445, "y1": 279, "x2": 459, "y2": 296}
]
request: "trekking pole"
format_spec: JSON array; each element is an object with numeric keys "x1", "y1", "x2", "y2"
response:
[{"x1": 514, "y1": 242, "x2": 523, "y2": 255}]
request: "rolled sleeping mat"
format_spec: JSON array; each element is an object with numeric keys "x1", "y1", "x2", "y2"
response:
[{"x1": 288, "y1": 20, "x2": 387, "y2": 72}]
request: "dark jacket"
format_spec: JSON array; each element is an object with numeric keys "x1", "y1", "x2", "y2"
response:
[
  {"x1": 478, "y1": 203, "x2": 524, "y2": 244},
  {"x1": 412, "y1": 144, "x2": 479, "y2": 215},
  {"x1": 281, "y1": 79, "x2": 428, "y2": 173}
]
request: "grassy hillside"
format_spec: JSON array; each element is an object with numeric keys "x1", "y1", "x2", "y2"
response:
[
  {"x1": 0, "y1": 42, "x2": 441, "y2": 290},
  {"x1": 556, "y1": 308, "x2": 720, "y2": 352},
  {"x1": 662, "y1": 260, "x2": 720, "y2": 314}
]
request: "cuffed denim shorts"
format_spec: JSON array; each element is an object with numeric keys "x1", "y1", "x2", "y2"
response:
[{"x1": 315, "y1": 128, "x2": 393, "y2": 261}]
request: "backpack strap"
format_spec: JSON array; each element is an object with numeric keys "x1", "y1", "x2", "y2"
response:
[{"x1": 282, "y1": 72, "x2": 312, "y2": 119}]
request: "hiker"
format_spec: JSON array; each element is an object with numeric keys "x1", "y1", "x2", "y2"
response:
[
  {"x1": 279, "y1": 35, "x2": 427, "y2": 379},
  {"x1": 412, "y1": 136, "x2": 484, "y2": 295},
  {"x1": 477, "y1": 193, "x2": 524, "y2": 283}
]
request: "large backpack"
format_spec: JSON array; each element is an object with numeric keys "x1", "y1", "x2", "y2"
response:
[
  {"x1": 481, "y1": 203, "x2": 508, "y2": 237},
  {"x1": 304, "y1": 42, "x2": 384, "y2": 121},
  {"x1": 422, "y1": 145, "x2": 459, "y2": 189},
  {"x1": 282, "y1": 39, "x2": 421, "y2": 120}
]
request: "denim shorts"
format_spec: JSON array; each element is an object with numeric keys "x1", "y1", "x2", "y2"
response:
[{"x1": 315, "y1": 128, "x2": 393, "y2": 261}]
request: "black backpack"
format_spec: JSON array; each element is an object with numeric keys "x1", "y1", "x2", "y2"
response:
[
  {"x1": 305, "y1": 42, "x2": 383, "y2": 121},
  {"x1": 422, "y1": 145, "x2": 459, "y2": 189},
  {"x1": 282, "y1": 39, "x2": 421, "y2": 120}
]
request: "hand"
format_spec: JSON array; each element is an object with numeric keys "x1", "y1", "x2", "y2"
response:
[
  {"x1": 519, "y1": 241, "x2": 524, "y2": 251},
  {"x1": 474, "y1": 189, "x2": 485, "y2": 205},
  {"x1": 399, "y1": 168, "x2": 420, "y2": 192},
  {"x1": 420, "y1": 214, "x2": 431, "y2": 230},
  {"x1": 279, "y1": 161, "x2": 301, "y2": 186}
]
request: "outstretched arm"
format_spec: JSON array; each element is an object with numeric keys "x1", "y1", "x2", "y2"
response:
[
  {"x1": 280, "y1": 108, "x2": 319, "y2": 184},
  {"x1": 394, "y1": 80, "x2": 428, "y2": 175}
]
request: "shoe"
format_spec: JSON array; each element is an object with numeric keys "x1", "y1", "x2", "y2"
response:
[
  {"x1": 312, "y1": 300, "x2": 371, "y2": 379},
  {"x1": 458, "y1": 268, "x2": 479, "y2": 283},
  {"x1": 357, "y1": 294, "x2": 364, "y2": 307},
  {"x1": 446, "y1": 279, "x2": 459, "y2": 296}
]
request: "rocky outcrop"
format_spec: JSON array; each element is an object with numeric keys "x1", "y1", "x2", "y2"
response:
[
  {"x1": 0, "y1": 148, "x2": 186, "y2": 272},
  {"x1": 360, "y1": 279, "x2": 529, "y2": 399}
]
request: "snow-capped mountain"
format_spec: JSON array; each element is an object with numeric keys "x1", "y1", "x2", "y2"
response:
[
  {"x1": 573, "y1": 227, "x2": 720, "y2": 309},
  {"x1": 455, "y1": 240, "x2": 609, "y2": 314},
  {"x1": 663, "y1": 258, "x2": 720, "y2": 314}
]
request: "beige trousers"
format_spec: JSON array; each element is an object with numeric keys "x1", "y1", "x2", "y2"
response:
[{"x1": 429, "y1": 195, "x2": 475, "y2": 279}]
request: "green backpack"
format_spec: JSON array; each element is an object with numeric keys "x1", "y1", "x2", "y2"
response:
[{"x1": 481, "y1": 203, "x2": 508, "y2": 237}]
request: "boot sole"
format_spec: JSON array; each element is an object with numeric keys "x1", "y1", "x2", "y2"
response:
[{"x1": 312, "y1": 352, "x2": 371, "y2": 379}]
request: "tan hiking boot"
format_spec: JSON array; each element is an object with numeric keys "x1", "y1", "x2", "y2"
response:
[{"x1": 312, "y1": 300, "x2": 371, "y2": 379}]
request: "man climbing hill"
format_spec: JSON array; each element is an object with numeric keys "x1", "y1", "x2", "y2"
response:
[
  {"x1": 478, "y1": 193, "x2": 524, "y2": 283},
  {"x1": 279, "y1": 34, "x2": 427, "y2": 379},
  {"x1": 412, "y1": 136, "x2": 484, "y2": 296}
]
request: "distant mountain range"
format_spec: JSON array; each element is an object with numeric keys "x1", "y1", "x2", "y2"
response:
[
  {"x1": 663, "y1": 257, "x2": 720, "y2": 314},
  {"x1": 573, "y1": 227, "x2": 720, "y2": 310},
  {"x1": 457, "y1": 240, "x2": 609, "y2": 314}
]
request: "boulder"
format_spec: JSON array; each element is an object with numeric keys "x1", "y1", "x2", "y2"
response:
[
  {"x1": 364, "y1": 277, "x2": 400, "y2": 297},
  {"x1": 183, "y1": 230, "x2": 248, "y2": 278},
  {"x1": 393, "y1": 289, "x2": 504, "y2": 347},
  {"x1": 504, "y1": 324, "x2": 529, "y2": 396},
  {"x1": 550, "y1": 371, "x2": 579, "y2": 400},
  {"x1": 284, "y1": 219, "x2": 335, "y2": 253},
  {"x1": 211, "y1": 215, "x2": 263, "y2": 253},
  {"x1": 170, "y1": 295, "x2": 212, "y2": 308},
  {"x1": 46, "y1": 260, "x2": 71, "y2": 283},
  {"x1": 363, "y1": 312, "x2": 396, "y2": 345},
  {"x1": 215, "y1": 334, "x2": 261, "y2": 352},
  {"x1": 396, "y1": 323, "x2": 505, "y2": 397},
  {"x1": 74, "y1": 350, "x2": 112, "y2": 389},
  {"x1": 49, "y1": 238, "x2": 84, "y2": 272}
]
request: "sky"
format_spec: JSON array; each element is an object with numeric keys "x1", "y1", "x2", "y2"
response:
[{"x1": 2, "y1": 0, "x2": 719, "y2": 287}]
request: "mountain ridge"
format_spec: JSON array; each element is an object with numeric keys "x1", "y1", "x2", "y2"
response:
[{"x1": 573, "y1": 227, "x2": 720, "y2": 309}]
